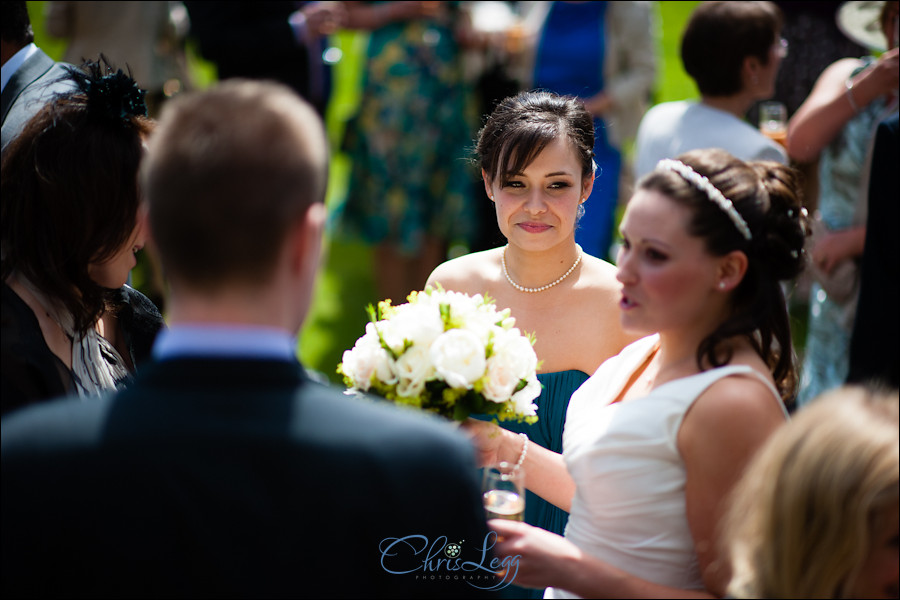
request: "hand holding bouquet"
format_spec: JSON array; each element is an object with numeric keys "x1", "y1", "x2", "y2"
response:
[{"x1": 338, "y1": 287, "x2": 540, "y2": 423}]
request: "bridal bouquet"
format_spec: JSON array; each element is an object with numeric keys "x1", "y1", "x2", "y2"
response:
[{"x1": 338, "y1": 287, "x2": 540, "y2": 423}]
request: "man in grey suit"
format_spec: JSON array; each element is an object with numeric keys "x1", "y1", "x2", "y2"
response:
[
  {"x1": 2, "y1": 80, "x2": 502, "y2": 598},
  {"x1": 1, "y1": 1, "x2": 75, "y2": 154}
]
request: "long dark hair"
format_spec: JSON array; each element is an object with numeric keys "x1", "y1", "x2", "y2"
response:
[{"x1": 1, "y1": 58, "x2": 152, "y2": 335}]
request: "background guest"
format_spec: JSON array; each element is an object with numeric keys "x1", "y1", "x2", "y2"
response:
[
  {"x1": 634, "y1": 1, "x2": 788, "y2": 180},
  {"x1": 44, "y1": 0, "x2": 193, "y2": 117},
  {"x1": 185, "y1": 1, "x2": 345, "y2": 116},
  {"x1": 1, "y1": 58, "x2": 163, "y2": 416},
  {"x1": 788, "y1": 0, "x2": 898, "y2": 406},
  {"x1": 724, "y1": 385, "x2": 899, "y2": 599},
  {"x1": 0, "y1": 0, "x2": 76, "y2": 154},
  {"x1": 333, "y1": 1, "x2": 478, "y2": 305}
]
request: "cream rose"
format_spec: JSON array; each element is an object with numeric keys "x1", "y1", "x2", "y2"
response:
[
  {"x1": 394, "y1": 344, "x2": 434, "y2": 398},
  {"x1": 430, "y1": 329, "x2": 487, "y2": 389},
  {"x1": 341, "y1": 326, "x2": 396, "y2": 390}
]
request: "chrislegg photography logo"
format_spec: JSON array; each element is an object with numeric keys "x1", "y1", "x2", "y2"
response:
[{"x1": 378, "y1": 531, "x2": 520, "y2": 590}]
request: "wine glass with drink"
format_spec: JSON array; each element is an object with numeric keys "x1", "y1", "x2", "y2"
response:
[
  {"x1": 759, "y1": 100, "x2": 788, "y2": 147},
  {"x1": 482, "y1": 462, "x2": 525, "y2": 521}
]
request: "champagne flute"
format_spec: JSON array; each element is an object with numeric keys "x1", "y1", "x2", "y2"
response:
[
  {"x1": 482, "y1": 462, "x2": 525, "y2": 521},
  {"x1": 759, "y1": 101, "x2": 788, "y2": 148}
]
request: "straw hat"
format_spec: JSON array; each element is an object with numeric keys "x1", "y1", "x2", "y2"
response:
[{"x1": 837, "y1": 1, "x2": 889, "y2": 51}]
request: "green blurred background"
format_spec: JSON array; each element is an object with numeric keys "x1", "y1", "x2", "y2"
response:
[{"x1": 26, "y1": 1, "x2": 705, "y2": 383}]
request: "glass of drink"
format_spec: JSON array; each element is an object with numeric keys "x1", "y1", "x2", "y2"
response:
[
  {"x1": 482, "y1": 462, "x2": 525, "y2": 521},
  {"x1": 504, "y1": 21, "x2": 525, "y2": 55},
  {"x1": 759, "y1": 101, "x2": 788, "y2": 147}
]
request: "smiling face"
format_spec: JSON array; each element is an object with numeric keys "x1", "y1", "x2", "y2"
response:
[
  {"x1": 87, "y1": 207, "x2": 147, "y2": 290},
  {"x1": 615, "y1": 189, "x2": 728, "y2": 336},
  {"x1": 486, "y1": 136, "x2": 593, "y2": 252}
]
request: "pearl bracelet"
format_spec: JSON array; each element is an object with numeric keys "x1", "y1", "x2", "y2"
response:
[
  {"x1": 845, "y1": 78, "x2": 861, "y2": 114},
  {"x1": 509, "y1": 433, "x2": 529, "y2": 476}
]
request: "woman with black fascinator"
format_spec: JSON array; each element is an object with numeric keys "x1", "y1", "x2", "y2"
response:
[{"x1": 1, "y1": 57, "x2": 165, "y2": 416}]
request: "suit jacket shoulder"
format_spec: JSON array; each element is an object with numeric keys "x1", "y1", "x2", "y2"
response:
[{"x1": 1, "y1": 49, "x2": 77, "y2": 153}]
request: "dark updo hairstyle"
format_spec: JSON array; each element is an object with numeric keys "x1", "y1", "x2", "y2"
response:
[
  {"x1": 638, "y1": 148, "x2": 809, "y2": 405},
  {"x1": 475, "y1": 90, "x2": 595, "y2": 187},
  {"x1": 681, "y1": 1, "x2": 783, "y2": 97},
  {"x1": 1, "y1": 57, "x2": 152, "y2": 335}
]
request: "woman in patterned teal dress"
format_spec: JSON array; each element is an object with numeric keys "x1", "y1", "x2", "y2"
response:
[
  {"x1": 427, "y1": 91, "x2": 637, "y2": 597},
  {"x1": 787, "y1": 1, "x2": 898, "y2": 406},
  {"x1": 335, "y1": 1, "x2": 478, "y2": 305}
]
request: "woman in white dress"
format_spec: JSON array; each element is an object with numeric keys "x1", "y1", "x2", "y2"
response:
[{"x1": 467, "y1": 148, "x2": 809, "y2": 598}]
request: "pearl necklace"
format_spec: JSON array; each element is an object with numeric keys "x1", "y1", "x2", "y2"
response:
[{"x1": 501, "y1": 245, "x2": 583, "y2": 293}]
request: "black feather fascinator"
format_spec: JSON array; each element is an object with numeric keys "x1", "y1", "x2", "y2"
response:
[{"x1": 63, "y1": 55, "x2": 148, "y2": 124}]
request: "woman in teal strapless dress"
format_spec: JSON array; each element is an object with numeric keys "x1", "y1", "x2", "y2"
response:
[{"x1": 426, "y1": 91, "x2": 637, "y2": 596}]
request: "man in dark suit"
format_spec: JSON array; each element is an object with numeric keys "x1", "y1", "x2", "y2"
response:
[
  {"x1": 847, "y1": 111, "x2": 900, "y2": 388},
  {"x1": 1, "y1": 1, "x2": 76, "y2": 154},
  {"x1": 2, "y1": 80, "x2": 500, "y2": 598}
]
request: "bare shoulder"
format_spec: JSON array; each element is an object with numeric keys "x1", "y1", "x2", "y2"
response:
[
  {"x1": 681, "y1": 359, "x2": 787, "y2": 457},
  {"x1": 694, "y1": 372, "x2": 784, "y2": 425},
  {"x1": 426, "y1": 248, "x2": 502, "y2": 295},
  {"x1": 577, "y1": 255, "x2": 621, "y2": 293}
]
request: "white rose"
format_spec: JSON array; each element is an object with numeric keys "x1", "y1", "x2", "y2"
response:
[
  {"x1": 481, "y1": 354, "x2": 521, "y2": 403},
  {"x1": 490, "y1": 327, "x2": 538, "y2": 379},
  {"x1": 430, "y1": 329, "x2": 487, "y2": 389},
  {"x1": 341, "y1": 329, "x2": 396, "y2": 390},
  {"x1": 462, "y1": 308, "x2": 498, "y2": 342},
  {"x1": 510, "y1": 376, "x2": 541, "y2": 416},
  {"x1": 373, "y1": 318, "x2": 405, "y2": 356},
  {"x1": 391, "y1": 302, "x2": 445, "y2": 349},
  {"x1": 393, "y1": 344, "x2": 434, "y2": 398},
  {"x1": 444, "y1": 291, "x2": 486, "y2": 325}
]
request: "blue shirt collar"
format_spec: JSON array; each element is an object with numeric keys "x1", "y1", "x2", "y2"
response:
[{"x1": 153, "y1": 325, "x2": 298, "y2": 362}]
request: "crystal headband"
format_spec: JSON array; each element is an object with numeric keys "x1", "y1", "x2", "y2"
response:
[{"x1": 657, "y1": 159, "x2": 753, "y2": 241}]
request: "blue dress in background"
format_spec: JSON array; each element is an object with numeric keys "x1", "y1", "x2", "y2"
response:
[
  {"x1": 798, "y1": 58, "x2": 893, "y2": 406},
  {"x1": 334, "y1": 2, "x2": 476, "y2": 255},
  {"x1": 533, "y1": 1, "x2": 621, "y2": 261}
]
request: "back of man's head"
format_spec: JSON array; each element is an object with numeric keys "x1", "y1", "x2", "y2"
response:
[
  {"x1": 0, "y1": 1, "x2": 35, "y2": 48},
  {"x1": 681, "y1": 0, "x2": 782, "y2": 97},
  {"x1": 142, "y1": 80, "x2": 328, "y2": 293}
]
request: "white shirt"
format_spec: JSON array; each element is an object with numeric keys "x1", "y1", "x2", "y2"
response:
[{"x1": 634, "y1": 100, "x2": 787, "y2": 180}]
